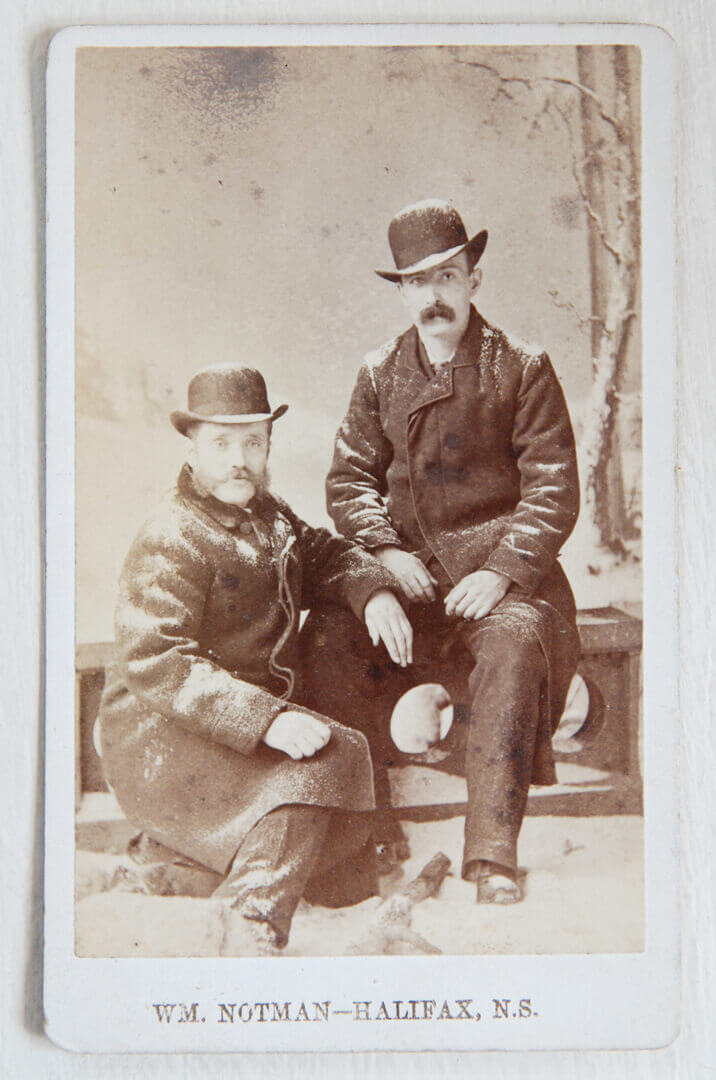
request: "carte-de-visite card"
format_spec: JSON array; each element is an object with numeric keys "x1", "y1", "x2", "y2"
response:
[{"x1": 44, "y1": 22, "x2": 677, "y2": 1053}]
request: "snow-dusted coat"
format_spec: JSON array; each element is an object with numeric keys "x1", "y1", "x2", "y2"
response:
[
  {"x1": 98, "y1": 465, "x2": 396, "y2": 874},
  {"x1": 326, "y1": 306, "x2": 581, "y2": 781},
  {"x1": 328, "y1": 306, "x2": 580, "y2": 596}
]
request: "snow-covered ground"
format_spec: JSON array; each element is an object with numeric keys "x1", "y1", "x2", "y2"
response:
[{"x1": 75, "y1": 789, "x2": 643, "y2": 958}]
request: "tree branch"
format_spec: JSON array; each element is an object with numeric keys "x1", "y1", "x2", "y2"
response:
[
  {"x1": 547, "y1": 288, "x2": 606, "y2": 332},
  {"x1": 454, "y1": 54, "x2": 625, "y2": 263},
  {"x1": 454, "y1": 59, "x2": 623, "y2": 138},
  {"x1": 570, "y1": 152, "x2": 622, "y2": 263},
  {"x1": 548, "y1": 99, "x2": 623, "y2": 263}
]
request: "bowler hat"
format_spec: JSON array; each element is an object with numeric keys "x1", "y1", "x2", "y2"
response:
[
  {"x1": 390, "y1": 683, "x2": 454, "y2": 755},
  {"x1": 375, "y1": 199, "x2": 487, "y2": 282},
  {"x1": 171, "y1": 364, "x2": 288, "y2": 436}
]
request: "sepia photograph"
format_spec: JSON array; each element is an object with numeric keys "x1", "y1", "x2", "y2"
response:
[
  {"x1": 71, "y1": 39, "x2": 645, "y2": 960},
  {"x1": 42, "y1": 22, "x2": 677, "y2": 1053}
]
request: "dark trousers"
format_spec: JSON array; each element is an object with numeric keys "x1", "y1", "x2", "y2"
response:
[
  {"x1": 213, "y1": 805, "x2": 377, "y2": 946},
  {"x1": 129, "y1": 805, "x2": 377, "y2": 948},
  {"x1": 300, "y1": 598, "x2": 571, "y2": 878}
]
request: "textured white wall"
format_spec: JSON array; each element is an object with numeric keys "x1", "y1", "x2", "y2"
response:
[{"x1": 1, "y1": 2, "x2": 714, "y2": 1077}]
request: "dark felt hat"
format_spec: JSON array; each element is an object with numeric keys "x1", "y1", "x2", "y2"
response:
[
  {"x1": 375, "y1": 199, "x2": 488, "y2": 282},
  {"x1": 171, "y1": 364, "x2": 288, "y2": 436}
]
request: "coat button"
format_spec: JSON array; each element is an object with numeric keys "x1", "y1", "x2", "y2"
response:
[{"x1": 239, "y1": 521, "x2": 253, "y2": 536}]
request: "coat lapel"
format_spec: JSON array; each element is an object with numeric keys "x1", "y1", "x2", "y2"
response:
[
  {"x1": 450, "y1": 306, "x2": 489, "y2": 369},
  {"x1": 266, "y1": 509, "x2": 298, "y2": 699},
  {"x1": 407, "y1": 364, "x2": 455, "y2": 417},
  {"x1": 397, "y1": 307, "x2": 488, "y2": 419},
  {"x1": 176, "y1": 469, "x2": 300, "y2": 652},
  {"x1": 394, "y1": 325, "x2": 455, "y2": 417},
  {"x1": 269, "y1": 509, "x2": 297, "y2": 572},
  {"x1": 392, "y1": 326, "x2": 430, "y2": 412}
]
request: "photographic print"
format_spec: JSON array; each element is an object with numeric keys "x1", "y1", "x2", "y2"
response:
[{"x1": 44, "y1": 23, "x2": 677, "y2": 1052}]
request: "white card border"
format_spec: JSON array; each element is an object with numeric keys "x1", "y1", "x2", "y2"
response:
[{"x1": 44, "y1": 20, "x2": 678, "y2": 1053}]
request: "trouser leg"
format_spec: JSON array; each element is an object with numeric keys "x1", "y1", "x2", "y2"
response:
[
  {"x1": 213, "y1": 804, "x2": 377, "y2": 946},
  {"x1": 213, "y1": 804, "x2": 331, "y2": 947},
  {"x1": 461, "y1": 619, "x2": 548, "y2": 879},
  {"x1": 300, "y1": 605, "x2": 416, "y2": 843},
  {"x1": 120, "y1": 832, "x2": 223, "y2": 897},
  {"x1": 303, "y1": 811, "x2": 378, "y2": 908}
]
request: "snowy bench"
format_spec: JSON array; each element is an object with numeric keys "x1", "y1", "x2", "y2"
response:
[{"x1": 75, "y1": 606, "x2": 642, "y2": 836}]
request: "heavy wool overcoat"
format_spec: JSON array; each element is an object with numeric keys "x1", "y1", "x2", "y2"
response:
[
  {"x1": 98, "y1": 465, "x2": 396, "y2": 874},
  {"x1": 326, "y1": 306, "x2": 582, "y2": 784}
]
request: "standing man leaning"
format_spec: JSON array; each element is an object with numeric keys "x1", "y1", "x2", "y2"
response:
[
  {"x1": 97, "y1": 364, "x2": 410, "y2": 952},
  {"x1": 301, "y1": 200, "x2": 581, "y2": 903}
]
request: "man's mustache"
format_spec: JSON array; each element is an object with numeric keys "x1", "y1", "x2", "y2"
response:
[
  {"x1": 420, "y1": 300, "x2": 456, "y2": 323},
  {"x1": 227, "y1": 466, "x2": 271, "y2": 491}
]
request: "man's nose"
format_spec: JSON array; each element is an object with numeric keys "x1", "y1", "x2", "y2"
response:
[{"x1": 229, "y1": 446, "x2": 246, "y2": 470}]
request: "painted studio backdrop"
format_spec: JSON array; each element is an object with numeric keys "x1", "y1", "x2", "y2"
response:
[{"x1": 75, "y1": 45, "x2": 642, "y2": 645}]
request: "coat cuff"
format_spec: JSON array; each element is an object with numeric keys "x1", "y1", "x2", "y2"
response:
[
  {"x1": 353, "y1": 524, "x2": 404, "y2": 551},
  {"x1": 481, "y1": 547, "x2": 546, "y2": 595},
  {"x1": 209, "y1": 686, "x2": 287, "y2": 756},
  {"x1": 345, "y1": 565, "x2": 404, "y2": 621}
]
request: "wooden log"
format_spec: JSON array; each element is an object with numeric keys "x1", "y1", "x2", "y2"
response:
[
  {"x1": 347, "y1": 852, "x2": 451, "y2": 955},
  {"x1": 398, "y1": 852, "x2": 451, "y2": 905}
]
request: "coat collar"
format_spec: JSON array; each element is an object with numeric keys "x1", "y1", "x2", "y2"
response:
[
  {"x1": 396, "y1": 307, "x2": 493, "y2": 417},
  {"x1": 395, "y1": 305, "x2": 488, "y2": 373},
  {"x1": 177, "y1": 464, "x2": 281, "y2": 532}
]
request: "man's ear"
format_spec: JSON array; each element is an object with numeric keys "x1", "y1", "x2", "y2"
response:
[
  {"x1": 187, "y1": 441, "x2": 197, "y2": 468},
  {"x1": 470, "y1": 266, "x2": 483, "y2": 294}
]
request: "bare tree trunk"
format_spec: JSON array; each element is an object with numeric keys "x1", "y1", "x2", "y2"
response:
[
  {"x1": 577, "y1": 46, "x2": 641, "y2": 558},
  {"x1": 455, "y1": 46, "x2": 642, "y2": 563}
]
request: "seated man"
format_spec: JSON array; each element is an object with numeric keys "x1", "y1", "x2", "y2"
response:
[
  {"x1": 96, "y1": 363, "x2": 409, "y2": 953},
  {"x1": 301, "y1": 199, "x2": 581, "y2": 903}
]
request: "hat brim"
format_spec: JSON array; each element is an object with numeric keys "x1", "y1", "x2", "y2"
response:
[
  {"x1": 171, "y1": 403, "x2": 288, "y2": 436},
  {"x1": 375, "y1": 229, "x2": 488, "y2": 282}
]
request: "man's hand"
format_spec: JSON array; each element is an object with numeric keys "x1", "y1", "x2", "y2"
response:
[
  {"x1": 444, "y1": 569, "x2": 511, "y2": 621},
  {"x1": 373, "y1": 545, "x2": 438, "y2": 603},
  {"x1": 262, "y1": 711, "x2": 331, "y2": 760},
  {"x1": 364, "y1": 588, "x2": 414, "y2": 667}
]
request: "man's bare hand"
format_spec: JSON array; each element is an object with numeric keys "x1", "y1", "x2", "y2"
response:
[
  {"x1": 374, "y1": 545, "x2": 438, "y2": 603},
  {"x1": 262, "y1": 711, "x2": 331, "y2": 760},
  {"x1": 444, "y1": 569, "x2": 511, "y2": 621},
  {"x1": 364, "y1": 588, "x2": 414, "y2": 667}
]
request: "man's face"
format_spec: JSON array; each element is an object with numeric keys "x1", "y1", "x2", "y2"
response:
[
  {"x1": 398, "y1": 252, "x2": 480, "y2": 336},
  {"x1": 188, "y1": 420, "x2": 271, "y2": 507}
]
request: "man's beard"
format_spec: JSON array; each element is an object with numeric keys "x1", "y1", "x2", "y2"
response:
[{"x1": 419, "y1": 299, "x2": 456, "y2": 324}]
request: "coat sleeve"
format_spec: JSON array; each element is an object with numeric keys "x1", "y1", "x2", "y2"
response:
[
  {"x1": 326, "y1": 362, "x2": 403, "y2": 550},
  {"x1": 278, "y1": 500, "x2": 400, "y2": 620},
  {"x1": 114, "y1": 517, "x2": 286, "y2": 756},
  {"x1": 481, "y1": 352, "x2": 580, "y2": 593}
]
